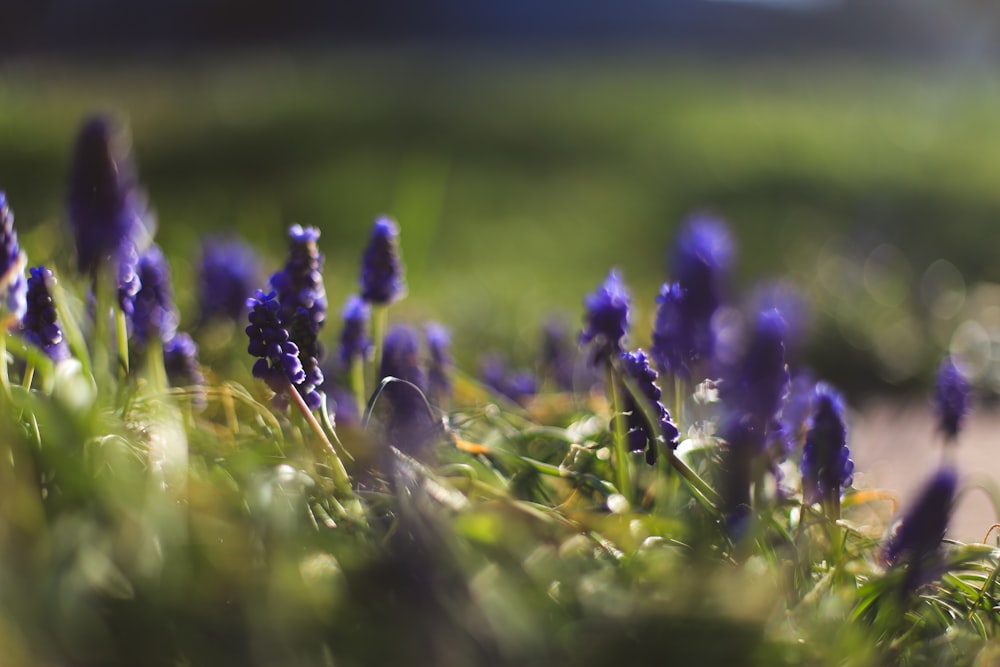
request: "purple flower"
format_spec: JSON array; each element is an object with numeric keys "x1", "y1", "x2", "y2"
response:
[
  {"x1": 425, "y1": 322, "x2": 452, "y2": 404},
  {"x1": 800, "y1": 383, "x2": 853, "y2": 505},
  {"x1": 338, "y1": 295, "x2": 372, "y2": 365},
  {"x1": 378, "y1": 324, "x2": 438, "y2": 456},
  {"x1": 933, "y1": 356, "x2": 971, "y2": 441},
  {"x1": 617, "y1": 349, "x2": 679, "y2": 466},
  {"x1": 670, "y1": 213, "x2": 733, "y2": 324},
  {"x1": 163, "y1": 332, "x2": 204, "y2": 388},
  {"x1": 19, "y1": 267, "x2": 69, "y2": 362},
  {"x1": 882, "y1": 466, "x2": 958, "y2": 590},
  {"x1": 723, "y1": 309, "x2": 790, "y2": 436},
  {"x1": 269, "y1": 224, "x2": 327, "y2": 329},
  {"x1": 651, "y1": 281, "x2": 698, "y2": 379},
  {"x1": 198, "y1": 236, "x2": 261, "y2": 324},
  {"x1": 780, "y1": 371, "x2": 817, "y2": 452},
  {"x1": 480, "y1": 353, "x2": 537, "y2": 405},
  {"x1": 0, "y1": 193, "x2": 26, "y2": 321},
  {"x1": 66, "y1": 115, "x2": 147, "y2": 278},
  {"x1": 540, "y1": 317, "x2": 577, "y2": 391},
  {"x1": 380, "y1": 324, "x2": 426, "y2": 391},
  {"x1": 360, "y1": 217, "x2": 406, "y2": 305},
  {"x1": 286, "y1": 306, "x2": 325, "y2": 411},
  {"x1": 580, "y1": 270, "x2": 630, "y2": 365},
  {"x1": 246, "y1": 289, "x2": 305, "y2": 395},
  {"x1": 131, "y1": 245, "x2": 177, "y2": 346}
]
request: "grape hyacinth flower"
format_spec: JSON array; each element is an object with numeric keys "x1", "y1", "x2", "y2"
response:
[
  {"x1": 377, "y1": 324, "x2": 439, "y2": 456},
  {"x1": 933, "y1": 356, "x2": 970, "y2": 442},
  {"x1": 360, "y1": 217, "x2": 407, "y2": 305},
  {"x1": 617, "y1": 349, "x2": 679, "y2": 466},
  {"x1": 197, "y1": 236, "x2": 261, "y2": 324},
  {"x1": 270, "y1": 224, "x2": 327, "y2": 328},
  {"x1": 0, "y1": 193, "x2": 27, "y2": 323},
  {"x1": 131, "y1": 245, "x2": 178, "y2": 347},
  {"x1": 540, "y1": 317, "x2": 577, "y2": 392},
  {"x1": 246, "y1": 289, "x2": 306, "y2": 398},
  {"x1": 66, "y1": 115, "x2": 147, "y2": 278},
  {"x1": 651, "y1": 281, "x2": 696, "y2": 379},
  {"x1": 882, "y1": 466, "x2": 958, "y2": 592},
  {"x1": 670, "y1": 213, "x2": 733, "y2": 324},
  {"x1": 19, "y1": 267, "x2": 69, "y2": 362},
  {"x1": 723, "y1": 309, "x2": 790, "y2": 440},
  {"x1": 425, "y1": 322, "x2": 452, "y2": 405},
  {"x1": 338, "y1": 295, "x2": 372, "y2": 366},
  {"x1": 286, "y1": 307, "x2": 325, "y2": 411},
  {"x1": 580, "y1": 269, "x2": 630, "y2": 366},
  {"x1": 800, "y1": 383, "x2": 853, "y2": 511},
  {"x1": 163, "y1": 332, "x2": 204, "y2": 388},
  {"x1": 480, "y1": 353, "x2": 538, "y2": 406}
]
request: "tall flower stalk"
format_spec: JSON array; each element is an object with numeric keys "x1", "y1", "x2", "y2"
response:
[
  {"x1": 66, "y1": 115, "x2": 149, "y2": 378},
  {"x1": 581, "y1": 270, "x2": 637, "y2": 503},
  {"x1": 0, "y1": 194, "x2": 27, "y2": 395},
  {"x1": 360, "y1": 216, "x2": 406, "y2": 395}
]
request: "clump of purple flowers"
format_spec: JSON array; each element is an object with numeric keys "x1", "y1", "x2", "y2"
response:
[
  {"x1": 0, "y1": 193, "x2": 26, "y2": 323},
  {"x1": 18, "y1": 267, "x2": 69, "y2": 362},
  {"x1": 933, "y1": 356, "x2": 970, "y2": 442},
  {"x1": 246, "y1": 289, "x2": 307, "y2": 398},
  {"x1": 580, "y1": 270, "x2": 630, "y2": 365},
  {"x1": 360, "y1": 217, "x2": 406, "y2": 305},
  {"x1": 617, "y1": 349, "x2": 679, "y2": 465},
  {"x1": 246, "y1": 225, "x2": 328, "y2": 411},
  {"x1": 800, "y1": 383, "x2": 853, "y2": 509},
  {"x1": 197, "y1": 236, "x2": 261, "y2": 325}
]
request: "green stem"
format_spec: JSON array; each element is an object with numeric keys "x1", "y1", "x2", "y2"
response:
[
  {"x1": 350, "y1": 355, "x2": 367, "y2": 420},
  {"x1": 606, "y1": 365, "x2": 633, "y2": 506},
  {"x1": 284, "y1": 379, "x2": 352, "y2": 495},
  {"x1": 318, "y1": 393, "x2": 354, "y2": 463},
  {"x1": 0, "y1": 333, "x2": 9, "y2": 399},
  {"x1": 114, "y1": 304, "x2": 130, "y2": 377},
  {"x1": 369, "y1": 305, "x2": 388, "y2": 390},
  {"x1": 146, "y1": 339, "x2": 168, "y2": 394},
  {"x1": 615, "y1": 361, "x2": 720, "y2": 514},
  {"x1": 22, "y1": 361, "x2": 34, "y2": 392}
]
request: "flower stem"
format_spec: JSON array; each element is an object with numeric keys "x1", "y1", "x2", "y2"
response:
[
  {"x1": 369, "y1": 305, "x2": 388, "y2": 390},
  {"x1": 114, "y1": 303, "x2": 130, "y2": 377},
  {"x1": 284, "y1": 378, "x2": 352, "y2": 495},
  {"x1": 606, "y1": 365, "x2": 633, "y2": 506},
  {"x1": 350, "y1": 355, "x2": 366, "y2": 419}
]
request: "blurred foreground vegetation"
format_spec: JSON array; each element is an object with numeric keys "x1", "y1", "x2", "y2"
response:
[{"x1": 3, "y1": 52, "x2": 1000, "y2": 390}]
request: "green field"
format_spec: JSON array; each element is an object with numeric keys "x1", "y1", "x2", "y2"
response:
[{"x1": 2, "y1": 52, "x2": 999, "y2": 390}]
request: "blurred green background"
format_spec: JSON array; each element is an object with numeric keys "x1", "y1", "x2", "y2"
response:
[{"x1": 3, "y1": 50, "x2": 1000, "y2": 394}]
